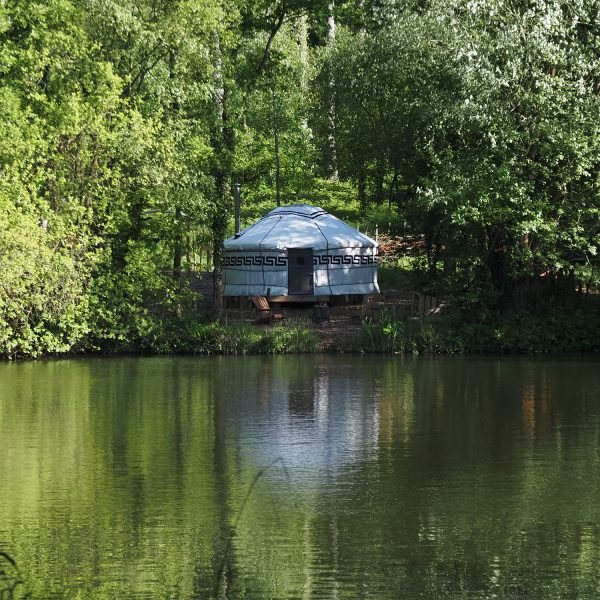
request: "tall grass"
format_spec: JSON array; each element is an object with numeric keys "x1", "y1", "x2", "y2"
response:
[
  {"x1": 136, "y1": 318, "x2": 319, "y2": 355},
  {"x1": 342, "y1": 309, "x2": 461, "y2": 354},
  {"x1": 343, "y1": 306, "x2": 600, "y2": 355}
]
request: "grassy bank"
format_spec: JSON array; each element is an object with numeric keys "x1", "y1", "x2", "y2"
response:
[
  {"x1": 4, "y1": 303, "x2": 600, "y2": 359},
  {"x1": 94, "y1": 318, "x2": 320, "y2": 356},
  {"x1": 112, "y1": 306, "x2": 600, "y2": 356},
  {"x1": 342, "y1": 308, "x2": 600, "y2": 354}
]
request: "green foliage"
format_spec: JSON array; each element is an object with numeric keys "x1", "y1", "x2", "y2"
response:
[
  {"x1": 377, "y1": 265, "x2": 423, "y2": 292},
  {"x1": 324, "y1": 0, "x2": 600, "y2": 306},
  {"x1": 113, "y1": 318, "x2": 319, "y2": 355},
  {"x1": 1, "y1": 0, "x2": 600, "y2": 357},
  {"x1": 195, "y1": 320, "x2": 318, "y2": 354},
  {"x1": 0, "y1": 0, "x2": 219, "y2": 358},
  {"x1": 239, "y1": 178, "x2": 361, "y2": 228},
  {"x1": 344, "y1": 309, "x2": 462, "y2": 354},
  {"x1": 345, "y1": 306, "x2": 600, "y2": 355},
  {"x1": 0, "y1": 201, "x2": 91, "y2": 358},
  {"x1": 459, "y1": 307, "x2": 600, "y2": 354}
]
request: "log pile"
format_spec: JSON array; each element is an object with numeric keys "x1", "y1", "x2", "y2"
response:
[{"x1": 377, "y1": 234, "x2": 425, "y2": 265}]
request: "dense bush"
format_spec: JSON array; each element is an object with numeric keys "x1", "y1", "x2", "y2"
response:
[
  {"x1": 2, "y1": 0, "x2": 599, "y2": 359},
  {"x1": 345, "y1": 307, "x2": 600, "y2": 355},
  {"x1": 0, "y1": 203, "x2": 91, "y2": 358},
  {"x1": 87, "y1": 313, "x2": 319, "y2": 356}
]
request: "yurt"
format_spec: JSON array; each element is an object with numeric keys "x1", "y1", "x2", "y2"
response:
[{"x1": 223, "y1": 204, "x2": 379, "y2": 299}]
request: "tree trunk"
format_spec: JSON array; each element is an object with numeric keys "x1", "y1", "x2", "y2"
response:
[
  {"x1": 298, "y1": 15, "x2": 310, "y2": 132},
  {"x1": 272, "y1": 86, "x2": 281, "y2": 206},
  {"x1": 375, "y1": 155, "x2": 385, "y2": 204},
  {"x1": 173, "y1": 208, "x2": 182, "y2": 279},
  {"x1": 327, "y1": 2, "x2": 338, "y2": 180},
  {"x1": 211, "y1": 28, "x2": 233, "y2": 313},
  {"x1": 358, "y1": 167, "x2": 367, "y2": 209},
  {"x1": 299, "y1": 15, "x2": 309, "y2": 93},
  {"x1": 212, "y1": 172, "x2": 227, "y2": 313},
  {"x1": 170, "y1": 48, "x2": 183, "y2": 280},
  {"x1": 388, "y1": 167, "x2": 399, "y2": 208}
]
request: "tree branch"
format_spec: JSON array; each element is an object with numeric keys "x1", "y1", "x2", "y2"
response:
[{"x1": 256, "y1": 9, "x2": 286, "y2": 75}]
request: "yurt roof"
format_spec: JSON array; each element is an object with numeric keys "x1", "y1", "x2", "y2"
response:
[{"x1": 224, "y1": 204, "x2": 377, "y2": 251}]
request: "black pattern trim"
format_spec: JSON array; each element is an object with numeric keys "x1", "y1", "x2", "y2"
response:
[
  {"x1": 223, "y1": 253, "x2": 378, "y2": 267},
  {"x1": 313, "y1": 255, "x2": 377, "y2": 266},
  {"x1": 223, "y1": 256, "x2": 287, "y2": 267},
  {"x1": 266, "y1": 208, "x2": 327, "y2": 219}
]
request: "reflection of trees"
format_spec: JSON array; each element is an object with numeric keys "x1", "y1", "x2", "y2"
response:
[
  {"x1": 359, "y1": 358, "x2": 600, "y2": 597},
  {"x1": 199, "y1": 357, "x2": 237, "y2": 600},
  {"x1": 0, "y1": 358, "x2": 223, "y2": 598},
  {"x1": 1, "y1": 357, "x2": 600, "y2": 598},
  {"x1": 225, "y1": 356, "x2": 600, "y2": 598}
]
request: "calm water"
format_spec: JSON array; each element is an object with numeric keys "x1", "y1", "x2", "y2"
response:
[{"x1": 1, "y1": 356, "x2": 600, "y2": 599}]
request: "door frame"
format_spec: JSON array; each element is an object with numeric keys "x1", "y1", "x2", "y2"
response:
[{"x1": 287, "y1": 248, "x2": 314, "y2": 295}]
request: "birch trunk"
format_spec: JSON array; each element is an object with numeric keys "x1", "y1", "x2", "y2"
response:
[
  {"x1": 327, "y1": 2, "x2": 338, "y2": 181},
  {"x1": 211, "y1": 27, "x2": 231, "y2": 312}
]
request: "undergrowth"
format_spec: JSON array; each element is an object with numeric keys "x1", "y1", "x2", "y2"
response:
[
  {"x1": 342, "y1": 307, "x2": 600, "y2": 354},
  {"x1": 103, "y1": 317, "x2": 320, "y2": 355}
]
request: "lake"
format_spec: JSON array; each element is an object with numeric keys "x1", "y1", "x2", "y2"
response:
[{"x1": 1, "y1": 355, "x2": 600, "y2": 598}]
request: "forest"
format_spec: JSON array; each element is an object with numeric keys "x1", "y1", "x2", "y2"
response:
[{"x1": 1, "y1": 0, "x2": 599, "y2": 358}]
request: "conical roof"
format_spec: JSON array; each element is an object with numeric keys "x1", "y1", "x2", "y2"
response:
[{"x1": 224, "y1": 204, "x2": 377, "y2": 251}]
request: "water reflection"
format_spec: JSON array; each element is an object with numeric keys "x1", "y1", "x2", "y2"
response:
[
  {"x1": 0, "y1": 356, "x2": 599, "y2": 598},
  {"x1": 240, "y1": 357, "x2": 380, "y2": 477}
]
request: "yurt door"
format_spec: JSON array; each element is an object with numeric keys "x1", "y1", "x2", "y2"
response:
[{"x1": 288, "y1": 249, "x2": 314, "y2": 295}]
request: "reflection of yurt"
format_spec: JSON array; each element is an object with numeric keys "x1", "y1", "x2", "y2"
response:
[
  {"x1": 235, "y1": 362, "x2": 381, "y2": 479},
  {"x1": 223, "y1": 204, "x2": 379, "y2": 298}
]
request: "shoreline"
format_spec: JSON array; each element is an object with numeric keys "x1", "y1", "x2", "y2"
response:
[{"x1": 4, "y1": 307, "x2": 600, "y2": 360}]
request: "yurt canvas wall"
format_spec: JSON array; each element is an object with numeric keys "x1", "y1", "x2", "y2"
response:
[{"x1": 223, "y1": 205, "x2": 378, "y2": 298}]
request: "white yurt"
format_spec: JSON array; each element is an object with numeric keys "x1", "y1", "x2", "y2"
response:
[{"x1": 223, "y1": 204, "x2": 379, "y2": 298}]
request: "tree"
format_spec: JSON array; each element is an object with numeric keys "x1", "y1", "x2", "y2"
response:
[{"x1": 321, "y1": 0, "x2": 600, "y2": 307}]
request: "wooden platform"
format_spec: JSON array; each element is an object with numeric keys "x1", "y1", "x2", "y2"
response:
[{"x1": 268, "y1": 295, "x2": 329, "y2": 303}]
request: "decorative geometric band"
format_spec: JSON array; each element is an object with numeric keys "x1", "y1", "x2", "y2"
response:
[
  {"x1": 223, "y1": 256, "x2": 287, "y2": 267},
  {"x1": 313, "y1": 255, "x2": 378, "y2": 266},
  {"x1": 223, "y1": 254, "x2": 378, "y2": 267}
]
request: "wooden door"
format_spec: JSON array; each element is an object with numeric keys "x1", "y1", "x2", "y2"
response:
[{"x1": 288, "y1": 249, "x2": 314, "y2": 295}]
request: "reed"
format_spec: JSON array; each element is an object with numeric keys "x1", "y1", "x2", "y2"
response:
[
  {"x1": 140, "y1": 319, "x2": 319, "y2": 355},
  {"x1": 342, "y1": 309, "x2": 460, "y2": 354}
]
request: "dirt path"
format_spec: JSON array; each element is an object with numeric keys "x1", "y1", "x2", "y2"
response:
[
  {"x1": 310, "y1": 312, "x2": 363, "y2": 352},
  {"x1": 222, "y1": 304, "x2": 367, "y2": 352},
  {"x1": 194, "y1": 266, "x2": 422, "y2": 351}
]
